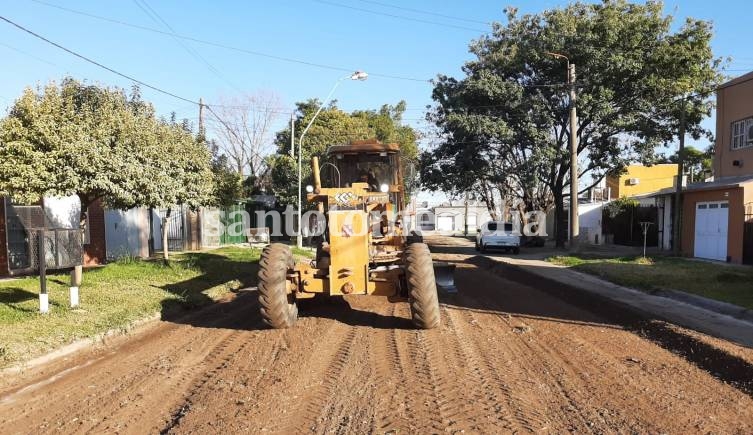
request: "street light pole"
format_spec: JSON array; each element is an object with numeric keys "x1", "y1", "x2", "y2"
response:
[
  {"x1": 547, "y1": 52, "x2": 579, "y2": 248},
  {"x1": 568, "y1": 62, "x2": 579, "y2": 248},
  {"x1": 296, "y1": 71, "x2": 368, "y2": 248}
]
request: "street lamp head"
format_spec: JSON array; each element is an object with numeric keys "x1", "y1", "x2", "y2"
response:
[
  {"x1": 350, "y1": 71, "x2": 368, "y2": 81},
  {"x1": 545, "y1": 51, "x2": 568, "y2": 61}
]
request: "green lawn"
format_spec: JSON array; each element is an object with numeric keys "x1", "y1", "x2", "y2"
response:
[
  {"x1": 0, "y1": 244, "x2": 310, "y2": 368},
  {"x1": 547, "y1": 255, "x2": 753, "y2": 310}
]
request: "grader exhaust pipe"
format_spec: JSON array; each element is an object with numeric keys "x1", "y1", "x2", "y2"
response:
[{"x1": 312, "y1": 156, "x2": 322, "y2": 193}]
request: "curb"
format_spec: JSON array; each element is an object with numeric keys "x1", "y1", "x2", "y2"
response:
[
  {"x1": 1, "y1": 313, "x2": 162, "y2": 376},
  {"x1": 467, "y1": 254, "x2": 753, "y2": 348},
  {"x1": 653, "y1": 288, "x2": 753, "y2": 324}
]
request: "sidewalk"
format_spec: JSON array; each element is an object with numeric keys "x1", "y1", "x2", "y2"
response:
[{"x1": 489, "y1": 254, "x2": 753, "y2": 348}]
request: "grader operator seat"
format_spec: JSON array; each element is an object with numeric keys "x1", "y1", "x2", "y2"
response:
[{"x1": 256, "y1": 139, "x2": 441, "y2": 330}]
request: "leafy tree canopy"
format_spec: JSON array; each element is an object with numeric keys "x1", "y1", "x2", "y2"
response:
[
  {"x1": 422, "y1": 0, "x2": 723, "y2": 244},
  {"x1": 0, "y1": 77, "x2": 213, "y2": 213}
]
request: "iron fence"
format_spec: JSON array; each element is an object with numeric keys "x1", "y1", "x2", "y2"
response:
[{"x1": 5, "y1": 202, "x2": 83, "y2": 273}]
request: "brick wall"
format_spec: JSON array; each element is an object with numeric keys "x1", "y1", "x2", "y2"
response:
[
  {"x1": 0, "y1": 198, "x2": 8, "y2": 276},
  {"x1": 84, "y1": 199, "x2": 106, "y2": 266}
]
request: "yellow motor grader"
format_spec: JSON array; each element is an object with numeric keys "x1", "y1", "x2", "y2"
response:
[{"x1": 257, "y1": 139, "x2": 443, "y2": 329}]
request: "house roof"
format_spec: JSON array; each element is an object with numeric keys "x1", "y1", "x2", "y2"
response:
[
  {"x1": 634, "y1": 175, "x2": 753, "y2": 198},
  {"x1": 684, "y1": 174, "x2": 753, "y2": 192},
  {"x1": 719, "y1": 70, "x2": 753, "y2": 90}
]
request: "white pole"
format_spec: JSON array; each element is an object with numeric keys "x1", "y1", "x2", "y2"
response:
[
  {"x1": 290, "y1": 112, "x2": 295, "y2": 158},
  {"x1": 39, "y1": 293, "x2": 49, "y2": 314}
]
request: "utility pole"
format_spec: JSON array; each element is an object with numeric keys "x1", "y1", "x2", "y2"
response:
[
  {"x1": 290, "y1": 112, "x2": 295, "y2": 157},
  {"x1": 568, "y1": 63, "x2": 579, "y2": 249},
  {"x1": 198, "y1": 97, "x2": 204, "y2": 134},
  {"x1": 673, "y1": 97, "x2": 687, "y2": 256},
  {"x1": 464, "y1": 191, "x2": 469, "y2": 236}
]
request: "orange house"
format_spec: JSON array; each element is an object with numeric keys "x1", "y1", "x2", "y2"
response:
[{"x1": 679, "y1": 72, "x2": 753, "y2": 264}]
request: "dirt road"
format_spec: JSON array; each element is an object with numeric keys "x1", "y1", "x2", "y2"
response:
[{"x1": 2, "y1": 236, "x2": 753, "y2": 434}]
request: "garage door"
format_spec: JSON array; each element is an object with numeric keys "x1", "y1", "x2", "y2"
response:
[
  {"x1": 694, "y1": 201, "x2": 729, "y2": 261},
  {"x1": 437, "y1": 216, "x2": 454, "y2": 232}
]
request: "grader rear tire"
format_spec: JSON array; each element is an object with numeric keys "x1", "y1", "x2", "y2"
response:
[
  {"x1": 258, "y1": 243, "x2": 298, "y2": 328},
  {"x1": 405, "y1": 243, "x2": 441, "y2": 329}
]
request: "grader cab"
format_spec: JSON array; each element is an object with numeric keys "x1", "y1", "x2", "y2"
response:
[{"x1": 257, "y1": 139, "x2": 442, "y2": 329}]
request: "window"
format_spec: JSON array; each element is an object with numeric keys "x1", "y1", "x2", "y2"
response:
[
  {"x1": 720, "y1": 203, "x2": 729, "y2": 209},
  {"x1": 698, "y1": 204, "x2": 707, "y2": 209},
  {"x1": 731, "y1": 118, "x2": 753, "y2": 150},
  {"x1": 709, "y1": 204, "x2": 719, "y2": 209}
]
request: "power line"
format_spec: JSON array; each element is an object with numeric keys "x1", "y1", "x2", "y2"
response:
[
  {"x1": 0, "y1": 14, "x2": 198, "y2": 105},
  {"x1": 28, "y1": 0, "x2": 431, "y2": 83},
  {"x1": 0, "y1": 14, "x2": 279, "y2": 163},
  {"x1": 312, "y1": 0, "x2": 488, "y2": 33},
  {"x1": 131, "y1": 0, "x2": 243, "y2": 92},
  {"x1": 353, "y1": 0, "x2": 491, "y2": 26},
  {"x1": 0, "y1": 41, "x2": 57, "y2": 66}
]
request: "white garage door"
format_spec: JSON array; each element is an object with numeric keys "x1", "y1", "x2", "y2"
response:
[
  {"x1": 437, "y1": 216, "x2": 454, "y2": 231},
  {"x1": 694, "y1": 201, "x2": 729, "y2": 261}
]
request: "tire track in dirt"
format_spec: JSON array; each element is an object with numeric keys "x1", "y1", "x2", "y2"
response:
[
  {"x1": 0, "y1": 292, "x2": 260, "y2": 434},
  {"x1": 448, "y1": 262, "x2": 753, "y2": 433},
  {"x1": 285, "y1": 324, "x2": 363, "y2": 433},
  {"x1": 452, "y1": 277, "x2": 618, "y2": 433},
  {"x1": 443, "y1": 306, "x2": 539, "y2": 433},
  {"x1": 159, "y1": 327, "x2": 263, "y2": 433},
  {"x1": 369, "y1": 304, "x2": 415, "y2": 434},
  {"x1": 394, "y1": 304, "x2": 489, "y2": 433}
]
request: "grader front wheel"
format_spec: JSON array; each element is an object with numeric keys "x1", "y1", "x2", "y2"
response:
[
  {"x1": 405, "y1": 243, "x2": 441, "y2": 329},
  {"x1": 258, "y1": 243, "x2": 298, "y2": 328}
]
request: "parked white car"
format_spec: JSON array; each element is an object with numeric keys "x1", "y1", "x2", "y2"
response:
[{"x1": 475, "y1": 222, "x2": 521, "y2": 254}]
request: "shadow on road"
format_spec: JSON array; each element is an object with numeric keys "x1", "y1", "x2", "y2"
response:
[
  {"x1": 156, "y1": 240, "x2": 753, "y2": 399},
  {"x1": 429, "y1": 236, "x2": 753, "y2": 399}
]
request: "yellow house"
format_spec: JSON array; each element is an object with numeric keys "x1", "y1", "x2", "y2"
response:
[{"x1": 606, "y1": 164, "x2": 679, "y2": 199}]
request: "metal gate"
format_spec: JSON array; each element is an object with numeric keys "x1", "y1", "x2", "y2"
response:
[
  {"x1": 220, "y1": 203, "x2": 247, "y2": 245},
  {"x1": 744, "y1": 203, "x2": 753, "y2": 266},
  {"x1": 156, "y1": 208, "x2": 186, "y2": 252}
]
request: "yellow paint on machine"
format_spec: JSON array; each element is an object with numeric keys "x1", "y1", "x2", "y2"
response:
[{"x1": 328, "y1": 210, "x2": 370, "y2": 295}]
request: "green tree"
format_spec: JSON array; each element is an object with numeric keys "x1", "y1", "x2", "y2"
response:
[
  {"x1": 207, "y1": 139, "x2": 244, "y2": 207},
  {"x1": 0, "y1": 78, "x2": 213, "y2": 259},
  {"x1": 423, "y1": 0, "x2": 723, "y2": 246},
  {"x1": 666, "y1": 145, "x2": 713, "y2": 182}
]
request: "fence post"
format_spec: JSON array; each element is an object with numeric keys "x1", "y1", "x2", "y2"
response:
[
  {"x1": 38, "y1": 229, "x2": 48, "y2": 314},
  {"x1": 70, "y1": 265, "x2": 82, "y2": 308}
]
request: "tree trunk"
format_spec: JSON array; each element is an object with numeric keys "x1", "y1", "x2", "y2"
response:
[
  {"x1": 76, "y1": 193, "x2": 93, "y2": 285},
  {"x1": 553, "y1": 186, "x2": 566, "y2": 248},
  {"x1": 162, "y1": 208, "x2": 171, "y2": 261}
]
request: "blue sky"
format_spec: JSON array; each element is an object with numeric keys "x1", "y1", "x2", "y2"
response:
[{"x1": 1, "y1": 1, "x2": 752, "y2": 163}]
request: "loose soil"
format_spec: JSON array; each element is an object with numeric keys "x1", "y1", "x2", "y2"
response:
[{"x1": 1, "y1": 236, "x2": 752, "y2": 434}]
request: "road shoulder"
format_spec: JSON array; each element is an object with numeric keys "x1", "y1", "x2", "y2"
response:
[{"x1": 486, "y1": 254, "x2": 753, "y2": 348}]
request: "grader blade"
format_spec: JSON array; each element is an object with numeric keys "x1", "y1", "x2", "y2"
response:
[{"x1": 433, "y1": 262, "x2": 457, "y2": 294}]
